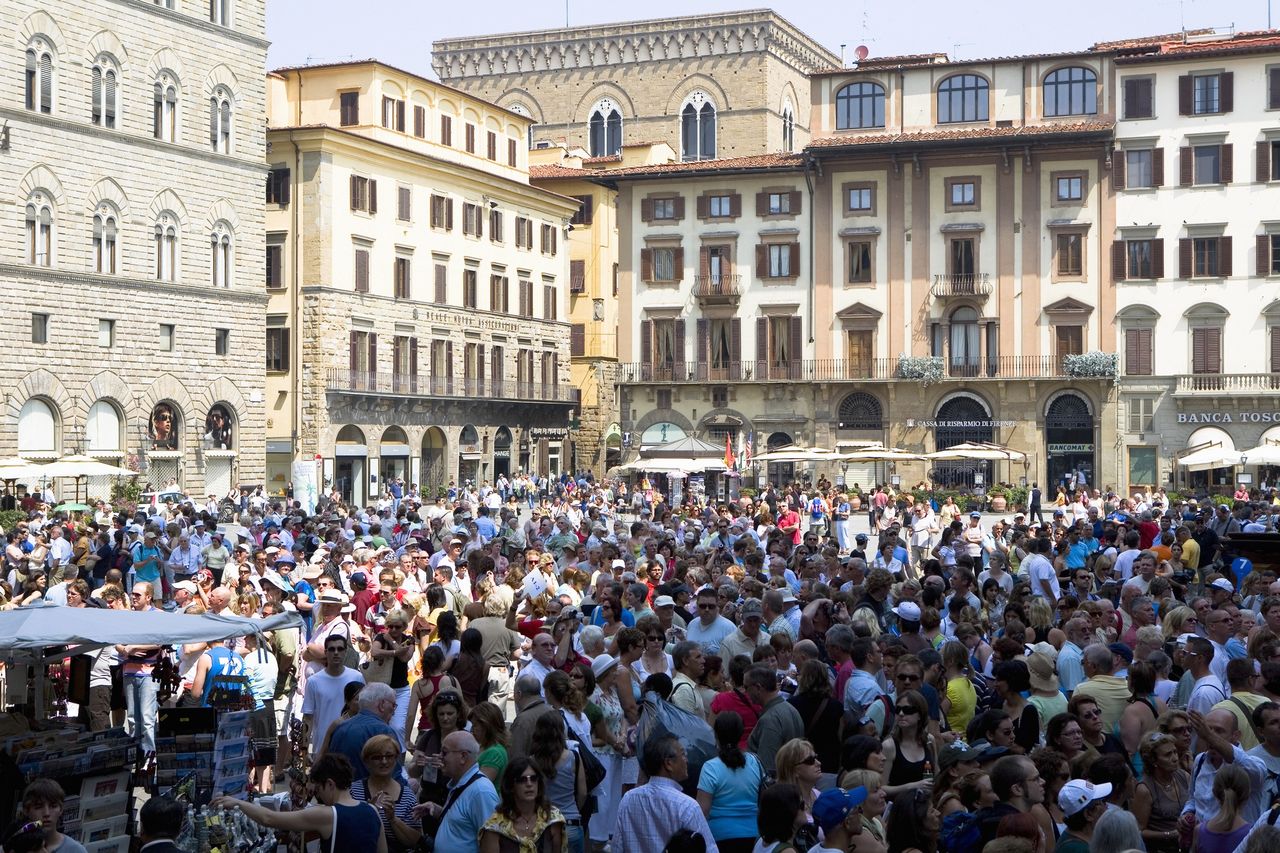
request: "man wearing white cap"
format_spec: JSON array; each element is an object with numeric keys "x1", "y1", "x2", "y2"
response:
[{"x1": 1055, "y1": 779, "x2": 1112, "y2": 852}]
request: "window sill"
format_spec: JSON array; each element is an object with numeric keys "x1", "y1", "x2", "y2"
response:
[
  {"x1": 1121, "y1": 186, "x2": 1158, "y2": 193},
  {"x1": 844, "y1": 279, "x2": 876, "y2": 289},
  {"x1": 1120, "y1": 115, "x2": 1157, "y2": 122}
]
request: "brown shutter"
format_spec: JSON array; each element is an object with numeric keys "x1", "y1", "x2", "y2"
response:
[
  {"x1": 640, "y1": 248, "x2": 653, "y2": 282},
  {"x1": 1259, "y1": 234, "x2": 1272, "y2": 277},
  {"x1": 1272, "y1": 327, "x2": 1280, "y2": 372},
  {"x1": 672, "y1": 196, "x2": 685, "y2": 221},
  {"x1": 349, "y1": 331, "x2": 358, "y2": 373},
  {"x1": 671, "y1": 246, "x2": 683, "y2": 282},
  {"x1": 730, "y1": 193, "x2": 742, "y2": 217},
  {"x1": 581, "y1": 196, "x2": 594, "y2": 225},
  {"x1": 789, "y1": 243, "x2": 801, "y2": 276},
  {"x1": 1219, "y1": 72, "x2": 1234, "y2": 113},
  {"x1": 1179, "y1": 147, "x2": 1193, "y2": 186},
  {"x1": 1112, "y1": 152, "x2": 1125, "y2": 190},
  {"x1": 696, "y1": 194, "x2": 708, "y2": 219},
  {"x1": 570, "y1": 324, "x2": 584, "y2": 357},
  {"x1": 789, "y1": 315, "x2": 803, "y2": 379},
  {"x1": 355, "y1": 250, "x2": 369, "y2": 292},
  {"x1": 1178, "y1": 74, "x2": 1192, "y2": 115},
  {"x1": 1179, "y1": 239, "x2": 1193, "y2": 279},
  {"x1": 445, "y1": 342, "x2": 454, "y2": 392},
  {"x1": 1152, "y1": 239, "x2": 1165, "y2": 279},
  {"x1": 1261, "y1": 141, "x2": 1274, "y2": 183},
  {"x1": 369, "y1": 180, "x2": 378, "y2": 213},
  {"x1": 1272, "y1": 69, "x2": 1280, "y2": 110},
  {"x1": 789, "y1": 191, "x2": 803, "y2": 214},
  {"x1": 640, "y1": 320, "x2": 652, "y2": 378},
  {"x1": 1112, "y1": 240, "x2": 1127, "y2": 282},
  {"x1": 673, "y1": 319, "x2": 686, "y2": 376},
  {"x1": 446, "y1": 199, "x2": 454, "y2": 231},
  {"x1": 509, "y1": 139, "x2": 517, "y2": 167},
  {"x1": 756, "y1": 244, "x2": 768, "y2": 278},
  {"x1": 730, "y1": 318, "x2": 742, "y2": 379},
  {"x1": 368, "y1": 333, "x2": 377, "y2": 374},
  {"x1": 1152, "y1": 148, "x2": 1165, "y2": 187},
  {"x1": 1125, "y1": 329, "x2": 1140, "y2": 375},
  {"x1": 1206, "y1": 328, "x2": 1222, "y2": 373},
  {"x1": 756, "y1": 317, "x2": 769, "y2": 379},
  {"x1": 1219, "y1": 236, "x2": 1233, "y2": 277},
  {"x1": 410, "y1": 338, "x2": 419, "y2": 388},
  {"x1": 698, "y1": 247, "x2": 710, "y2": 283},
  {"x1": 756, "y1": 192, "x2": 768, "y2": 216},
  {"x1": 696, "y1": 319, "x2": 709, "y2": 380},
  {"x1": 350, "y1": 175, "x2": 360, "y2": 209},
  {"x1": 435, "y1": 264, "x2": 446, "y2": 303},
  {"x1": 1221, "y1": 144, "x2": 1233, "y2": 184},
  {"x1": 640, "y1": 198, "x2": 654, "y2": 222}
]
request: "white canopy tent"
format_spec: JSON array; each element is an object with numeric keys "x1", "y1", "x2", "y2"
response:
[
  {"x1": 1176, "y1": 443, "x2": 1244, "y2": 472},
  {"x1": 0, "y1": 606, "x2": 302, "y2": 655},
  {"x1": 1237, "y1": 439, "x2": 1280, "y2": 468}
]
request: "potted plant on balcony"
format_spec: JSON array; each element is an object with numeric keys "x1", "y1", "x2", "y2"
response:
[
  {"x1": 896, "y1": 355, "x2": 944, "y2": 386},
  {"x1": 1062, "y1": 351, "x2": 1119, "y2": 378}
]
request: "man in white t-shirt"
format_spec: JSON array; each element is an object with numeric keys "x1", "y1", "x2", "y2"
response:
[
  {"x1": 1025, "y1": 537, "x2": 1060, "y2": 604},
  {"x1": 300, "y1": 634, "x2": 365, "y2": 755}
]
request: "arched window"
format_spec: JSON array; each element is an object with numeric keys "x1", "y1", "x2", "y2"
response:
[
  {"x1": 25, "y1": 193, "x2": 54, "y2": 267},
  {"x1": 211, "y1": 221, "x2": 232, "y2": 287},
  {"x1": 209, "y1": 86, "x2": 233, "y2": 153},
  {"x1": 155, "y1": 211, "x2": 178, "y2": 281},
  {"x1": 92, "y1": 205, "x2": 119, "y2": 274},
  {"x1": 937, "y1": 74, "x2": 989, "y2": 123},
  {"x1": 153, "y1": 72, "x2": 178, "y2": 142},
  {"x1": 24, "y1": 40, "x2": 54, "y2": 114},
  {"x1": 781, "y1": 102, "x2": 795, "y2": 153},
  {"x1": 588, "y1": 98, "x2": 622, "y2": 157},
  {"x1": 949, "y1": 306, "x2": 981, "y2": 375},
  {"x1": 681, "y1": 92, "x2": 716, "y2": 162},
  {"x1": 18, "y1": 398, "x2": 58, "y2": 457},
  {"x1": 835, "y1": 82, "x2": 885, "y2": 129},
  {"x1": 86, "y1": 400, "x2": 123, "y2": 452},
  {"x1": 837, "y1": 392, "x2": 884, "y2": 430},
  {"x1": 91, "y1": 56, "x2": 118, "y2": 128},
  {"x1": 1043, "y1": 66, "x2": 1097, "y2": 117},
  {"x1": 508, "y1": 103, "x2": 534, "y2": 149}
]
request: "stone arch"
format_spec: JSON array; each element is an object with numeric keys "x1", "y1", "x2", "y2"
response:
[
  {"x1": 837, "y1": 392, "x2": 884, "y2": 430},
  {"x1": 695, "y1": 408, "x2": 754, "y2": 434},
  {"x1": 85, "y1": 177, "x2": 130, "y2": 217},
  {"x1": 1114, "y1": 304, "x2": 1160, "y2": 321},
  {"x1": 204, "y1": 198, "x2": 240, "y2": 233},
  {"x1": 1044, "y1": 389, "x2": 1094, "y2": 420},
  {"x1": 665, "y1": 74, "x2": 731, "y2": 115},
  {"x1": 202, "y1": 62, "x2": 239, "y2": 99},
  {"x1": 146, "y1": 47, "x2": 185, "y2": 83},
  {"x1": 84, "y1": 29, "x2": 129, "y2": 67},
  {"x1": 8, "y1": 369, "x2": 73, "y2": 423},
  {"x1": 138, "y1": 373, "x2": 196, "y2": 430},
  {"x1": 17, "y1": 10, "x2": 66, "y2": 49},
  {"x1": 633, "y1": 408, "x2": 695, "y2": 436},
  {"x1": 1183, "y1": 302, "x2": 1229, "y2": 319},
  {"x1": 462, "y1": 106, "x2": 482, "y2": 125},
  {"x1": 410, "y1": 87, "x2": 433, "y2": 109},
  {"x1": 18, "y1": 164, "x2": 67, "y2": 207},
  {"x1": 381, "y1": 78, "x2": 405, "y2": 100},
  {"x1": 189, "y1": 376, "x2": 247, "y2": 427},
  {"x1": 76, "y1": 370, "x2": 134, "y2": 423},
  {"x1": 573, "y1": 83, "x2": 636, "y2": 122},
  {"x1": 436, "y1": 97, "x2": 458, "y2": 118},
  {"x1": 498, "y1": 89, "x2": 544, "y2": 123},
  {"x1": 934, "y1": 389, "x2": 993, "y2": 418},
  {"x1": 779, "y1": 81, "x2": 800, "y2": 117},
  {"x1": 149, "y1": 188, "x2": 189, "y2": 226}
]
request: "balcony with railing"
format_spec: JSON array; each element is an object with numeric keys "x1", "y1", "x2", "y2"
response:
[
  {"x1": 694, "y1": 274, "x2": 742, "y2": 303},
  {"x1": 327, "y1": 369, "x2": 580, "y2": 404},
  {"x1": 619, "y1": 354, "x2": 1116, "y2": 384},
  {"x1": 1175, "y1": 373, "x2": 1280, "y2": 394},
  {"x1": 931, "y1": 273, "x2": 992, "y2": 298}
]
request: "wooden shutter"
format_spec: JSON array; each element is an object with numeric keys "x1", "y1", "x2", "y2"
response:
[
  {"x1": 1178, "y1": 74, "x2": 1192, "y2": 115},
  {"x1": 756, "y1": 317, "x2": 769, "y2": 379},
  {"x1": 730, "y1": 318, "x2": 742, "y2": 380},
  {"x1": 209, "y1": 97, "x2": 219, "y2": 148},
  {"x1": 350, "y1": 175, "x2": 360, "y2": 210},
  {"x1": 368, "y1": 333, "x2": 377, "y2": 375},
  {"x1": 756, "y1": 244, "x2": 769, "y2": 278},
  {"x1": 672, "y1": 247, "x2": 683, "y2": 282},
  {"x1": 570, "y1": 324, "x2": 585, "y2": 357},
  {"x1": 1272, "y1": 69, "x2": 1280, "y2": 110},
  {"x1": 673, "y1": 319, "x2": 686, "y2": 376},
  {"x1": 789, "y1": 316, "x2": 803, "y2": 378},
  {"x1": 410, "y1": 338, "x2": 419, "y2": 388},
  {"x1": 1259, "y1": 234, "x2": 1272, "y2": 277},
  {"x1": 788, "y1": 243, "x2": 801, "y2": 276},
  {"x1": 755, "y1": 192, "x2": 769, "y2": 216},
  {"x1": 1272, "y1": 327, "x2": 1280, "y2": 372},
  {"x1": 368, "y1": 180, "x2": 378, "y2": 213},
  {"x1": 476, "y1": 346, "x2": 485, "y2": 394},
  {"x1": 789, "y1": 191, "x2": 803, "y2": 214},
  {"x1": 487, "y1": 131, "x2": 496, "y2": 160},
  {"x1": 398, "y1": 186, "x2": 411, "y2": 220},
  {"x1": 355, "y1": 249, "x2": 369, "y2": 292},
  {"x1": 1111, "y1": 240, "x2": 1127, "y2": 283},
  {"x1": 508, "y1": 139, "x2": 517, "y2": 167},
  {"x1": 1263, "y1": 141, "x2": 1276, "y2": 184},
  {"x1": 1152, "y1": 239, "x2": 1165, "y2": 279},
  {"x1": 730, "y1": 193, "x2": 742, "y2": 217},
  {"x1": 696, "y1": 195, "x2": 708, "y2": 219},
  {"x1": 1219, "y1": 236, "x2": 1233, "y2": 277},
  {"x1": 698, "y1": 247, "x2": 710, "y2": 281},
  {"x1": 446, "y1": 199, "x2": 454, "y2": 231},
  {"x1": 440, "y1": 115, "x2": 452, "y2": 146},
  {"x1": 640, "y1": 248, "x2": 653, "y2": 282},
  {"x1": 696, "y1": 319, "x2": 709, "y2": 378},
  {"x1": 1112, "y1": 152, "x2": 1125, "y2": 190},
  {"x1": 570, "y1": 259, "x2": 585, "y2": 293},
  {"x1": 348, "y1": 331, "x2": 358, "y2": 373},
  {"x1": 640, "y1": 320, "x2": 652, "y2": 379},
  {"x1": 672, "y1": 197, "x2": 685, "y2": 221},
  {"x1": 414, "y1": 105, "x2": 425, "y2": 137},
  {"x1": 1178, "y1": 238, "x2": 1192, "y2": 279},
  {"x1": 1125, "y1": 328, "x2": 1152, "y2": 375},
  {"x1": 1220, "y1": 72, "x2": 1234, "y2": 113},
  {"x1": 1192, "y1": 327, "x2": 1222, "y2": 373},
  {"x1": 1221, "y1": 144, "x2": 1233, "y2": 184},
  {"x1": 445, "y1": 342, "x2": 454, "y2": 393},
  {"x1": 640, "y1": 198, "x2": 654, "y2": 222},
  {"x1": 1152, "y1": 148, "x2": 1165, "y2": 187},
  {"x1": 1179, "y1": 147, "x2": 1193, "y2": 186}
]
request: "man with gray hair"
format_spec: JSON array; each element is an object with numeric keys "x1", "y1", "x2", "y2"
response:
[
  {"x1": 416, "y1": 730, "x2": 499, "y2": 853},
  {"x1": 43, "y1": 563, "x2": 78, "y2": 606},
  {"x1": 615, "y1": 734, "x2": 718, "y2": 853},
  {"x1": 325, "y1": 681, "x2": 401, "y2": 781},
  {"x1": 1071, "y1": 643, "x2": 1130, "y2": 731},
  {"x1": 508, "y1": 673, "x2": 555, "y2": 759},
  {"x1": 670, "y1": 641, "x2": 706, "y2": 717}
]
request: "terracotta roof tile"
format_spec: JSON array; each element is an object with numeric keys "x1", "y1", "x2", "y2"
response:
[
  {"x1": 809, "y1": 121, "x2": 1114, "y2": 149},
  {"x1": 582, "y1": 154, "x2": 623, "y2": 164},
  {"x1": 603, "y1": 152, "x2": 806, "y2": 177},
  {"x1": 529, "y1": 164, "x2": 592, "y2": 180},
  {"x1": 1089, "y1": 29, "x2": 1215, "y2": 51}
]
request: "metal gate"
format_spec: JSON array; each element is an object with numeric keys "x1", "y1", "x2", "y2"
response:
[{"x1": 932, "y1": 397, "x2": 993, "y2": 489}]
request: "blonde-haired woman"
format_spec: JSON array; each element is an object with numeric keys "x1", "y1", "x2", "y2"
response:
[
  {"x1": 842, "y1": 768, "x2": 889, "y2": 852},
  {"x1": 1161, "y1": 605, "x2": 1198, "y2": 640},
  {"x1": 1026, "y1": 598, "x2": 1064, "y2": 647},
  {"x1": 775, "y1": 738, "x2": 822, "y2": 816}
]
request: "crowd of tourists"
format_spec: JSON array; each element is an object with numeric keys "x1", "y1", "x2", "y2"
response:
[{"x1": 3, "y1": 475, "x2": 1280, "y2": 853}]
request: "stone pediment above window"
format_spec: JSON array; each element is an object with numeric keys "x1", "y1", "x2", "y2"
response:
[
  {"x1": 836, "y1": 301, "x2": 883, "y2": 330},
  {"x1": 1043, "y1": 296, "x2": 1094, "y2": 318},
  {"x1": 940, "y1": 222, "x2": 984, "y2": 233},
  {"x1": 1115, "y1": 304, "x2": 1160, "y2": 322}
]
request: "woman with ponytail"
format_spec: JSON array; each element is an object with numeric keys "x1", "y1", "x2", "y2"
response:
[
  {"x1": 939, "y1": 641, "x2": 977, "y2": 734},
  {"x1": 694, "y1": 711, "x2": 765, "y2": 853},
  {"x1": 1194, "y1": 764, "x2": 1251, "y2": 853}
]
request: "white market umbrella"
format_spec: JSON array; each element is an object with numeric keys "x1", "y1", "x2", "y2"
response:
[
  {"x1": 1238, "y1": 442, "x2": 1280, "y2": 467},
  {"x1": 926, "y1": 441, "x2": 1027, "y2": 462},
  {"x1": 0, "y1": 457, "x2": 46, "y2": 480},
  {"x1": 1176, "y1": 443, "x2": 1244, "y2": 472},
  {"x1": 753, "y1": 445, "x2": 844, "y2": 464},
  {"x1": 38, "y1": 454, "x2": 138, "y2": 478},
  {"x1": 840, "y1": 447, "x2": 926, "y2": 462}
]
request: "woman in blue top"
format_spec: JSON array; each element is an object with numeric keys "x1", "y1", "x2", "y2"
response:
[
  {"x1": 695, "y1": 712, "x2": 765, "y2": 853},
  {"x1": 213, "y1": 752, "x2": 387, "y2": 853}
]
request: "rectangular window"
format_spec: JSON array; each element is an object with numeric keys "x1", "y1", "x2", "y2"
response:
[
  {"x1": 354, "y1": 246, "x2": 370, "y2": 293},
  {"x1": 847, "y1": 186, "x2": 873, "y2": 212},
  {"x1": 381, "y1": 96, "x2": 405, "y2": 131},
  {"x1": 1193, "y1": 237, "x2": 1220, "y2": 277},
  {"x1": 848, "y1": 241, "x2": 873, "y2": 283},
  {"x1": 768, "y1": 244, "x2": 792, "y2": 277},
  {"x1": 708, "y1": 195, "x2": 732, "y2": 217},
  {"x1": 394, "y1": 256, "x2": 411, "y2": 300},
  {"x1": 31, "y1": 313, "x2": 48, "y2": 344},
  {"x1": 462, "y1": 203, "x2": 482, "y2": 237},
  {"x1": 159, "y1": 323, "x2": 174, "y2": 352},
  {"x1": 652, "y1": 198, "x2": 677, "y2": 220},
  {"x1": 349, "y1": 175, "x2": 376, "y2": 213},
  {"x1": 1055, "y1": 175, "x2": 1084, "y2": 202},
  {"x1": 1054, "y1": 325, "x2": 1083, "y2": 361},
  {"x1": 656, "y1": 389, "x2": 673, "y2": 409},
  {"x1": 430, "y1": 195, "x2": 452, "y2": 230},
  {"x1": 508, "y1": 138, "x2": 518, "y2": 167},
  {"x1": 1272, "y1": 234, "x2": 1280, "y2": 275},
  {"x1": 570, "y1": 196, "x2": 594, "y2": 226},
  {"x1": 434, "y1": 263, "x2": 447, "y2": 304},
  {"x1": 1192, "y1": 74, "x2": 1221, "y2": 114},
  {"x1": 98, "y1": 319, "x2": 115, "y2": 348},
  {"x1": 1272, "y1": 141, "x2": 1280, "y2": 181},
  {"x1": 1056, "y1": 232, "x2": 1084, "y2": 276},
  {"x1": 544, "y1": 285, "x2": 557, "y2": 320},
  {"x1": 215, "y1": 328, "x2": 229, "y2": 356},
  {"x1": 266, "y1": 326, "x2": 289, "y2": 372},
  {"x1": 463, "y1": 269, "x2": 478, "y2": 309},
  {"x1": 1127, "y1": 239, "x2": 1154, "y2": 279},
  {"x1": 487, "y1": 131, "x2": 497, "y2": 160},
  {"x1": 1128, "y1": 446, "x2": 1157, "y2": 487},
  {"x1": 489, "y1": 210, "x2": 503, "y2": 243},
  {"x1": 1191, "y1": 326, "x2": 1223, "y2": 373},
  {"x1": 413, "y1": 105, "x2": 425, "y2": 138},
  {"x1": 540, "y1": 223, "x2": 558, "y2": 255},
  {"x1": 767, "y1": 192, "x2": 791, "y2": 214},
  {"x1": 1127, "y1": 397, "x2": 1156, "y2": 433},
  {"x1": 1124, "y1": 328, "x2": 1153, "y2": 376},
  {"x1": 846, "y1": 330, "x2": 873, "y2": 376},
  {"x1": 266, "y1": 168, "x2": 291, "y2": 205},
  {"x1": 1126, "y1": 150, "x2": 1154, "y2": 188},
  {"x1": 397, "y1": 186, "x2": 411, "y2": 221},
  {"x1": 1123, "y1": 77, "x2": 1154, "y2": 119},
  {"x1": 339, "y1": 92, "x2": 359, "y2": 126},
  {"x1": 515, "y1": 217, "x2": 531, "y2": 248},
  {"x1": 266, "y1": 243, "x2": 283, "y2": 289},
  {"x1": 465, "y1": 123, "x2": 476, "y2": 153},
  {"x1": 652, "y1": 248, "x2": 676, "y2": 282},
  {"x1": 949, "y1": 181, "x2": 976, "y2": 207},
  {"x1": 1193, "y1": 145, "x2": 1222, "y2": 184},
  {"x1": 440, "y1": 115, "x2": 453, "y2": 146}
]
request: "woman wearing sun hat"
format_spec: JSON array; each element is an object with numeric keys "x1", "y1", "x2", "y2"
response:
[{"x1": 1027, "y1": 651, "x2": 1067, "y2": 736}]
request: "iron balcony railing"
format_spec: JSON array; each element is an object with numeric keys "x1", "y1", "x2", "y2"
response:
[
  {"x1": 931, "y1": 273, "x2": 993, "y2": 298},
  {"x1": 693, "y1": 274, "x2": 743, "y2": 298},
  {"x1": 327, "y1": 369, "x2": 580, "y2": 403},
  {"x1": 619, "y1": 355, "x2": 1115, "y2": 383}
]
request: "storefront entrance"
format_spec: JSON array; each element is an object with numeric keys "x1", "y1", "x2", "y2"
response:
[
  {"x1": 494, "y1": 427, "x2": 513, "y2": 479},
  {"x1": 335, "y1": 425, "x2": 367, "y2": 506},
  {"x1": 1045, "y1": 394, "x2": 1095, "y2": 493},
  {"x1": 766, "y1": 431, "x2": 796, "y2": 486},
  {"x1": 933, "y1": 396, "x2": 992, "y2": 488}
]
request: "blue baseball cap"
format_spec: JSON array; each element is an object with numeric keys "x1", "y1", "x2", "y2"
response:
[{"x1": 812, "y1": 786, "x2": 868, "y2": 830}]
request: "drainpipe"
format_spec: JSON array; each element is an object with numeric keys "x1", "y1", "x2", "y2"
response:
[
  {"x1": 803, "y1": 155, "x2": 819, "y2": 344},
  {"x1": 289, "y1": 71, "x2": 303, "y2": 474}
]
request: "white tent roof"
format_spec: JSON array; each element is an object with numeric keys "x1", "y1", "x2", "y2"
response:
[{"x1": 0, "y1": 605, "x2": 301, "y2": 654}]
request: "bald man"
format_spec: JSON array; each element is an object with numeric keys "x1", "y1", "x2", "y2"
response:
[
  {"x1": 419, "y1": 731, "x2": 498, "y2": 853},
  {"x1": 1181, "y1": 709, "x2": 1268, "y2": 833}
]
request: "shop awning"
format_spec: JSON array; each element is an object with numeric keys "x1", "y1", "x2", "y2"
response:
[
  {"x1": 1177, "y1": 427, "x2": 1241, "y2": 471},
  {"x1": 0, "y1": 606, "x2": 302, "y2": 655},
  {"x1": 617, "y1": 457, "x2": 727, "y2": 474}
]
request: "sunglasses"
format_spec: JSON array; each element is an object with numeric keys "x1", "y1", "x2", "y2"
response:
[
  {"x1": 895, "y1": 706, "x2": 919, "y2": 715},
  {"x1": 800, "y1": 754, "x2": 820, "y2": 765},
  {"x1": 698, "y1": 603, "x2": 717, "y2": 610},
  {"x1": 516, "y1": 773, "x2": 540, "y2": 784}
]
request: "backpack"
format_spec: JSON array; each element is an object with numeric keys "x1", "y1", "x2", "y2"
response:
[{"x1": 937, "y1": 810, "x2": 983, "y2": 853}]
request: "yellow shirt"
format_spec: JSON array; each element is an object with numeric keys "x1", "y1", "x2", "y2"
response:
[
  {"x1": 1180, "y1": 538, "x2": 1201, "y2": 570},
  {"x1": 1071, "y1": 675, "x2": 1131, "y2": 731},
  {"x1": 945, "y1": 676, "x2": 977, "y2": 734}
]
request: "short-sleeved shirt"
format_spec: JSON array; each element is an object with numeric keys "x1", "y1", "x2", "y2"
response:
[
  {"x1": 479, "y1": 743, "x2": 509, "y2": 780},
  {"x1": 697, "y1": 753, "x2": 765, "y2": 840},
  {"x1": 945, "y1": 676, "x2": 977, "y2": 733},
  {"x1": 471, "y1": 615, "x2": 522, "y2": 668}
]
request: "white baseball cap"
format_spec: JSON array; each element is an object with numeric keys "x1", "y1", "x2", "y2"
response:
[
  {"x1": 893, "y1": 601, "x2": 922, "y2": 622},
  {"x1": 1210, "y1": 578, "x2": 1235, "y2": 593},
  {"x1": 1058, "y1": 779, "x2": 1111, "y2": 818}
]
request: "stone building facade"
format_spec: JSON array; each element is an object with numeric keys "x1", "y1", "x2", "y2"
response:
[
  {"x1": 1, "y1": 0, "x2": 267, "y2": 499},
  {"x1": 265, "y1": 63, "x2": 578, "y2": 505}
]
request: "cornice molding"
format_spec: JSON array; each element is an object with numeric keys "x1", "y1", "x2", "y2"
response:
[{"x1": 0, "y1": 262, "x2": 269, "y2": 304}]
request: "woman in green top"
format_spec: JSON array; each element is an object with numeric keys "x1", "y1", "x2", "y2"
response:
[{"x1": 470, "y1": 701, "x2": 510, "y2": 782}]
